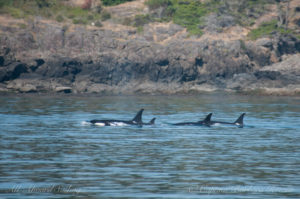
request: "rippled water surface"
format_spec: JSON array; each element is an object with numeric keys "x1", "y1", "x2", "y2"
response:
[{"x1": 0, "y1": 93, "x2": 299, "y2": 198}]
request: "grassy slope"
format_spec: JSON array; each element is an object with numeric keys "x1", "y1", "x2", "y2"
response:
[
  {"x1": 0, "y1": 0, "x2": 299, "y2": 40},
  {"x1": 144, "y1": 0, "x2": 300, "y2": 39},
  {"x1": 0, "y1": 0, "x2": 108, "y2": 25}
]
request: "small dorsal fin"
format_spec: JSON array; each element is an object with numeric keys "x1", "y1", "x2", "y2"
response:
[
  {"x1": 202, "y1": 113, "x2": 212, "y2": 123},
  {"x1": 149, "y1": 118, "x2": 156, "y2": 125},
  {"x1": 132, "y1": 109, "x2": 144, "y2": 124},
  {"x1": 234, "y1": 113, "x2": 245, "y2": 125}
]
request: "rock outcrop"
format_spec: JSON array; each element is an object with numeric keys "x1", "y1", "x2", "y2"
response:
[{"x1": 0, "y1": 15, "x2": 299, "y2": 95}]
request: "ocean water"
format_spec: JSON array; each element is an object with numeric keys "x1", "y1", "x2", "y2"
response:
[{"x1": 0, "y1": 93, "x2": 299, "y2": 199}]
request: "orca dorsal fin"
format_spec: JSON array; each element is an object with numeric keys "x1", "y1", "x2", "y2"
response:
[
  {"x1": 234, "y1": 113, "x2": 245, "y2": 125},
  {"x1": 132, "y1": 109, "x2": 144, "y2": 124},
  {"x1": 149, "y1": 118, "x2": 156, "y2": 125},
  {"x1": 202, "y1": 113, "x2": 212, "y2": 123}
]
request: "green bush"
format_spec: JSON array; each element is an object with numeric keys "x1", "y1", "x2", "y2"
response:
[
  {"x1": 248, "y1": 20, "x2": 278, "y2": 40},
  {"x1": 133, "y1": 14, "x2": 152, "y2": 27},
  {"x1": 87, "y1": 15, "x2": 94, "y2": 20},
  {"x1": 95, "y1": 20, "x2": 102, "y2": 27},
  {"x1": 143, "y1": 0, "x2": 286, "y2": 36},
  {"x1": 143, "y1": 0, "x2": 221, "y2": 36},
  {"x1": 72, "y1": 18, "x2": 88, "y2": 25},
  {"x1": 145, "y1": 0, "x2": 172, "y2": 10},
  {"x1": 67, "y1": 14, "x2": 75, "y2": 19},
  {"x1": 5, "y1": 7, "x2": 24, "y2": 18},
  {"x1": 18, "y1": 23, "x2": 27, "y2": 29},
  {"x1": 239, "y1": 39, "x2": 246, "y2": 51},
  {"x1": 121, "y1": 17, "x2": 133, "y2": 26},
  {"x1": 0, "y1": 0, "x2": 15, "y2": 8},
  {"x1": 101, "y1": 10, "x2": 111, "y2": 21},
  {"x1": 63, "y1": 6, "x2": 104, "y2": 24},
  {"x1": 137, "y1": 26, "x2": 143, "y2": 33},
  {"x1": 66, "y1": 7, "x2": 89, "y2": 19},
  {"x1": 56, "y1": 14, "x2": 64, "y2": 22},
  {"x1": 172, "y1": 0, "x2": 208, "y2": 36},
  {"x1": 101, "y1": 0, "x2": 133, "y2": 6},
  {"x1": 0, "y1": 0, "x2": 103, "y2": 25},
  {"x1": 35, "y1": 0, "x2": 50, "y2": 8},
  {"x1": 247, "y1": 19, "x2": 295, "y2": 40}
]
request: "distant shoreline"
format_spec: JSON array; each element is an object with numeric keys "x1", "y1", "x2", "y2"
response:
[
  {"x1": 1, "y1": 86, "x2": 300, "y2": 97},
  {"x1": 1, "y1": 2, "x2": 299, "y2": 97}
]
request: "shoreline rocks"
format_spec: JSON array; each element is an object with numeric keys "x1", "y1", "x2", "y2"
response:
[{"x1": 0, "y1": 17, "x2": 299, "y2": 96}]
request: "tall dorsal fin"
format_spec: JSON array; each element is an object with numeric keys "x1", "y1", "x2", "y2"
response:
[
  {"x1": 132, "y1": 109, "x2": 144, "y2": 124},
  {"x1": 202, "y1": 113, "x2": 212, "y2": 123},
  {"x1": 234, "y1": 113, "x2": 245, "y2": 125},
  {"x1": 149, "y1": 118, "x2": 156, "y2": 125}
]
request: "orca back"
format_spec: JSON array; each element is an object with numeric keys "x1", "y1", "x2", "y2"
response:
[
  {"x1": 132, "y1": 109, "x2": 144, "y2": 124},
  {"x1": 202, "y1": 113, "x2": 212, "y2": 125},
  {"x1": 234, "y1": 113, "x2": 245, "y2": 126},
  {"x1": 149, "y1": 118, "x2": 156, "y2": 125}
]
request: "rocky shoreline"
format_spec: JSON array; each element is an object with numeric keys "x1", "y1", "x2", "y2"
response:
[{"x1": 1, "y1": 16, "x2": 300, "y2": 96}]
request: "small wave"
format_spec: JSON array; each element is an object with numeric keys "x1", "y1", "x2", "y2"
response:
[
  {"x1": 81, "y1": 121, "x2": 91, "y2": 126},
  {"x1": 188, "y1": 185, "x2": 296, "y2": 194}
]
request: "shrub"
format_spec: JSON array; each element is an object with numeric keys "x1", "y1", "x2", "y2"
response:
[
  {"x1": 0, "y1": 0, "x2": 103, "y2": 26},
  {"x1": 248, "y1": 20, "x2": 278, "y2": 40},
  {"x1": 137, "y1": 26, "x2": 143, "y2": 33},
  {"x1": 133, "y1": 14, "x2": 152, "y2": 27},
  {"x1": 172, "y1": 0, "x2": 208, "y2": 36},
  {"x1": 56, "y1": 15, "x2": 64, "y2": 22},
  {"x1": 95, "y1": 20, "x2": 102, "y2": 27},
  {"x1": 18, "y1": 23, "x2": 27, "y2": 29},
  {"x1": 239, "y1": 39, "x2": 246, "y2": 51},
  {"x1": 73, "y1": 18, "x2": 88, "y2": 25},
  {"x1": 5, "y1": 7, "x2": 24, "y2": 18},
  {"x1": 121, "y1": 17, "x2": 133, "y2": 26},
  {"x1": 0, "y1": 0, "x2": 14, "y2": 8},
  {"x1": 87, "y1": 15, "x2": 94, "y2": 20},
  {"x1": 67, "y1": 7, "x2": 89, "y2": 19},
  {"x1": 145, "y1": 0, "x2": 172, "y2": 10},
  {"x1": 101, "y1": 0, "x2": 133, "y2": 6},
  {"x1": 143, "y1": 0, "x2": 287, "y2": 36},
  {"x1": 143, "y1": 0, "x2": 220, "y2": 36},
  {"x1": 247, "y1": 19, "x2": 296, "y2": 40},
  {"x1": 101, "y1": 10, "x2": 111, "y2": 21},
  {"x1": 67, "y1": 14, "x2": 75, "y2": 19},
  {"x1": 35, "y1": 0, "x2": 50, "y2": 8}
]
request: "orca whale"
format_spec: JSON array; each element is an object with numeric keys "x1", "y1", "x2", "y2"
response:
[
  {"x1": 90, "y1": 109, "x2": 155, "y2": 126},
  {"x1": 143, "y1": 117, "x2": 156, "y2": 125},
  {"x1": 209, "y1": 113, "x2": 245, "y2": 128},
  {"x1": 173, "y1": 113, "x2": 212, "y2": 126}
]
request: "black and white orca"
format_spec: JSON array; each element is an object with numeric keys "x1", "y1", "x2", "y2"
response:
[
  {"x1": 173, "y1": 113, "x2": 212, "y2": 126},
  {"x1": 143, "y1": 117, "x2": 156, "y2": 125},
  {"x1": 90, "y1": 109, "x2": 155, "y2": 126},
  {"x1": 209, "y1": 113, "x2": 245, "y2": 128}
]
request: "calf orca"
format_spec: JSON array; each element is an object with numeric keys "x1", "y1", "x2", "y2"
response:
[
  {"x1": 173, "y1": 113, "x2": 212, "y2": 126},
  {"x1": 90, "y1": 109, "x2": 155, "y2": 126},
  {"x1": 143, "y1": 117, "x2": 156, "y2": 125},
  {"x1": 209, "y1": 113, "x2": 245, "y2": 128}
]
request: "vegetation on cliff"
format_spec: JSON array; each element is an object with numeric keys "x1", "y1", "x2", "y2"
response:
[
  {"x1": 248, "y1": 19, "x2": 293, "y2": 40},
  {"x1": 144, "y1": 0, "x2": 299, "y2": 38},
  {"x1": 0, "y1": 0, "x2": 108, "y2": 25},
  {"x1": 102, "y1": 0, "x2": 133, "y2": 6},
  {"x1": 0, "y1": 1, "x2": 299, "y2": 95},
  {"x1": 0, "y1": 0, "x2": 299, "y2": 39}
]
